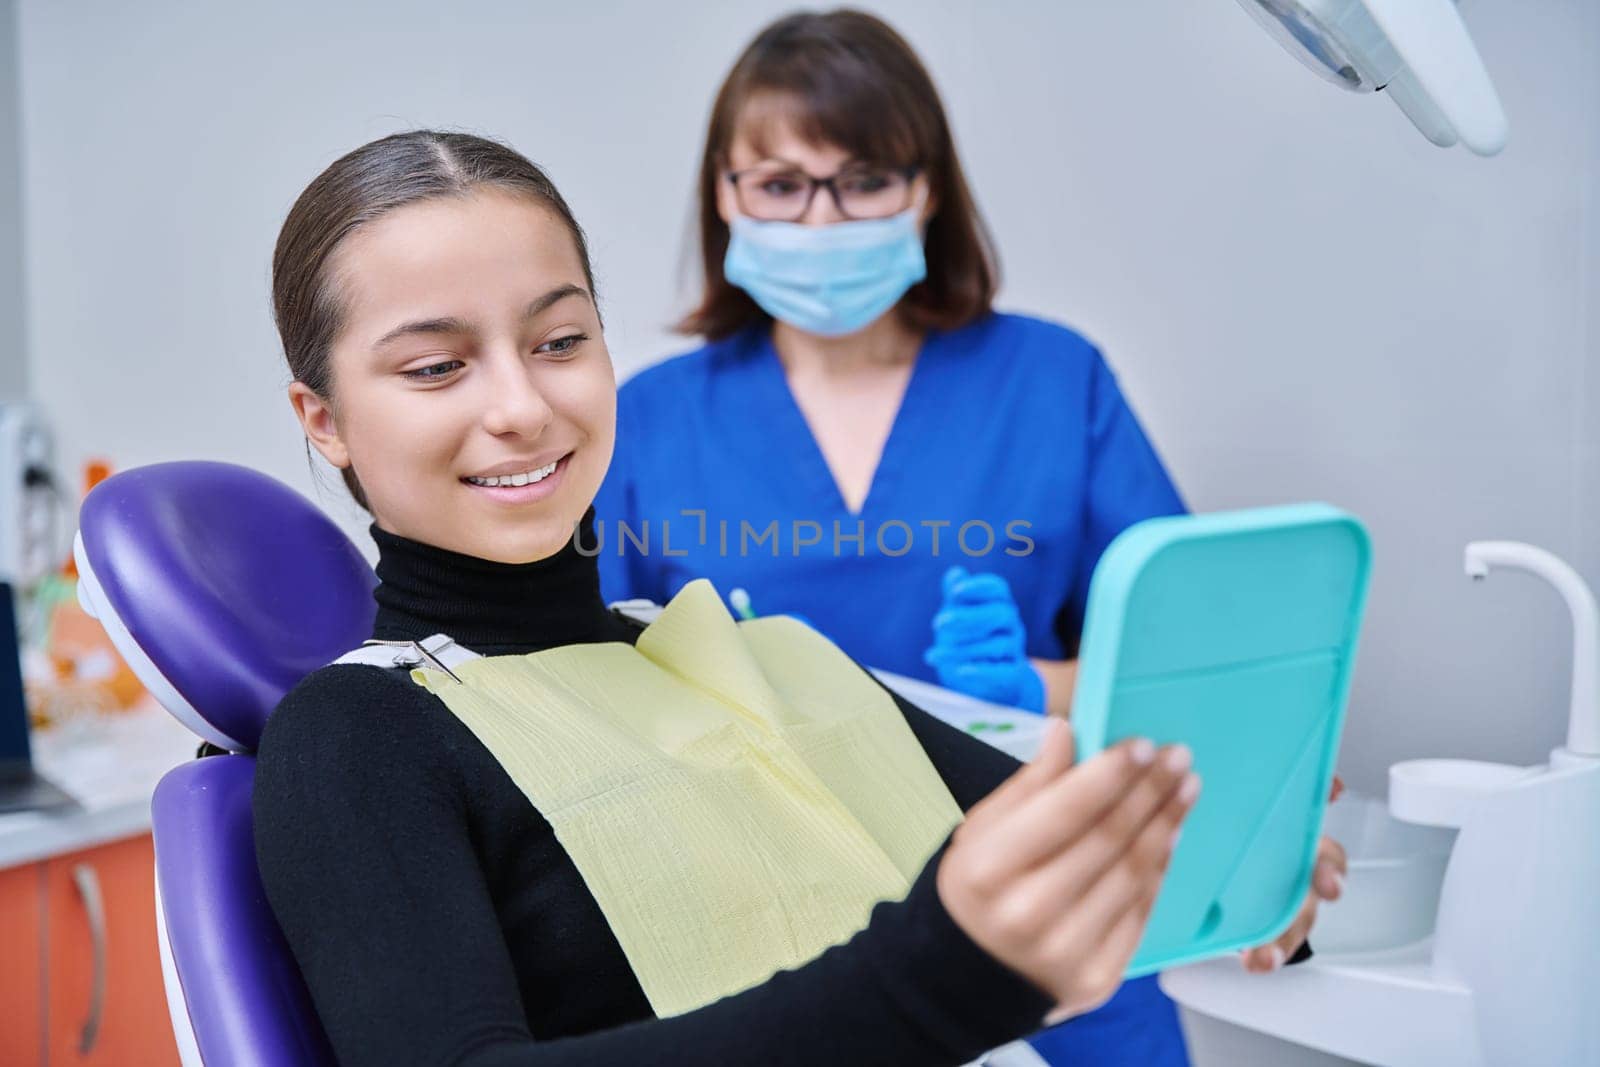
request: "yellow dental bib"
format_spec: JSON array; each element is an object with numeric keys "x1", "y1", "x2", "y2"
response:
[{"x1": 410, "y1": 579, "x2": 964, "y2": 1017}]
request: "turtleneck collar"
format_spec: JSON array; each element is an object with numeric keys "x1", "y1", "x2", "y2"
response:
[{"x1": 368, "y1": 510, "x2": 634, "y2": 654}]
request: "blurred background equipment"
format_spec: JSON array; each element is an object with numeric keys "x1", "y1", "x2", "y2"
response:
[
  {"x1": 1236, "y1": 0, "x2": 1509, "y2": 154},
  {"x1": 0, "y1": 403, "x2": 58, "y2": 591}
]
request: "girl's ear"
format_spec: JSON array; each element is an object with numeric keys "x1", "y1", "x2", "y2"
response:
[{"x1": 287, "y1": 382, "x2": 351, "y2": 469}]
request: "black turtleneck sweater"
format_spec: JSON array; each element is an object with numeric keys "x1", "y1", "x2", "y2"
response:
[{"x1": 253, "y1": 521, "x2": 1054, "y2": 1067}]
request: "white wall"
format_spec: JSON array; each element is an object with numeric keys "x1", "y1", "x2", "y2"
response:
[
  {"x1": 11, "y1": 4, "x2": 1598, "y2": 1063},
  {"x1": 1583, "y1": 0, "x2": 1600, "y2": 682},
  {"x1": 0, "y1": 0, "x2": 23, "y2": 400}
]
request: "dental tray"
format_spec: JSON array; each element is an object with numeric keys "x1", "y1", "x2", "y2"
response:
[{"x1": 1071, "y1": 503, "x2": 1371, "y2": 977}]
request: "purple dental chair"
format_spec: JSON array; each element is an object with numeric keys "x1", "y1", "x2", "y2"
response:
[{"x1": 73, "y1": 461, "x2": 377, "y2": 1066}]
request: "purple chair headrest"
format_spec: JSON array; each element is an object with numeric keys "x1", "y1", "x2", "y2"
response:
[{"x1": 77, "y1": 461, "x2": 376, "y2": 751}]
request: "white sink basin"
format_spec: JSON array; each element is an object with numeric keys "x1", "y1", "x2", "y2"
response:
[{"x1": 1314, "y1": 794, "x2": 1456, "y2": 954}]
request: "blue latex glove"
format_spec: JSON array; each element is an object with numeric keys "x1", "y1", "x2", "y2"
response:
[{"x1": 922, "y1": 566, "x2": 1046, "y2": 713}]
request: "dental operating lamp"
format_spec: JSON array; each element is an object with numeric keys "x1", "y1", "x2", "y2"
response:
[{"x1": 1236, "y1": 0, "x2": 1508, "y2": 155}]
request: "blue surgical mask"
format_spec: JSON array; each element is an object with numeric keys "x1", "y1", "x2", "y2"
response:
[{"x1": 723, "y1": 206, "x2": 928, "y2": 337}]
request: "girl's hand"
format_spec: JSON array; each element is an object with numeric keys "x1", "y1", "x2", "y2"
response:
[
  {"x1": 936, "y1": 721, "x2": 1200, "y2": 1021},
  {"x1": 1240, "y1": 834, "x2": 1347, "y2": 973}
]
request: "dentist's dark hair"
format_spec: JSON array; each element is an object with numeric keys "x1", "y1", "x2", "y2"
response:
[
  {"x1": 679, "y1": 8, "x2": 998, "y2": 340},
  {"x1": 272, "y1": 130, "x2": 597, "y2": 511}
]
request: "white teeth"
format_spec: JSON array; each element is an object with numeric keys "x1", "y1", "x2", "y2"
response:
[{"x1": 467, "y1": 461, "x2": 559, "y2": 488}]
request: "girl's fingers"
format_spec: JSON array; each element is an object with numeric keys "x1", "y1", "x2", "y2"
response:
[
  {"x1": 1242, "y1": 895, "x2": 1318, "y2": 973},
  {"x1": 1278, "y1": 903, "x2": 1317, "y2": 960},
  {"x1": 1031, "y1": 717, "x2": 1078, "y2": 778},
  {"x1": 963, "y1": 719, "x2": 1076, "y2": 827},
  {"x1": 1313, "y1": 859, "x2": 1343, "y2": 901},
  {"x1": 1027, "y1": 750, "x2": 1196, "y2": 903},
  {"x1": 956, "y1": 738, "x2": 1156, "y2": 881},
  {"x1": 1038, "y1": 771, "x2": 1197, "y2": 961},
  {"x1": 1046, "y1": 887, "x2": 1157, "y2": 1026},
  {"x1": 996, "y1": 740, "x2": 1171, "y2": 870},
  {"x1": 1101, "y1": 885, "x2": 1159, "y2": 973},
  {"x1": 1241, "y1": 943, "x2": 1285, "y2": 973},
  {"x1": 1314, "y1": 836, "x2": 1348, "y2": 900},
  {"x1": 1243, "y1": 838, "x2": 1347, "y2": 971},
  {"x1": 1278, "y1": 905, "x2": 1318, "y2": 971}
]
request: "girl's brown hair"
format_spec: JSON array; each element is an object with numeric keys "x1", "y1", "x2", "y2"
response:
[
  {"x1": 272, "y1": 130, "x2": 595, "y2": 509},
  {"x1": 677, "y1": 9, "x2": 998, "y2": 340}
]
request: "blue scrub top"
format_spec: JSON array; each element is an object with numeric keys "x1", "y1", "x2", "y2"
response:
[
  {"x1": 595, "y1": 311, "x2": 1190, "y2": 1065},
  {"x1": 595, "y1": 311, "x2": 1184, "y2": 679}
]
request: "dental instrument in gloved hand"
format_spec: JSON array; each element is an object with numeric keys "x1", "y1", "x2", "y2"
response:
[
  {"x1": 923, "y1": 566, "x2": 1046, "y2": 713},
  {"x1": 728, "y1": 588, "x2": 816, "y2": 631}
]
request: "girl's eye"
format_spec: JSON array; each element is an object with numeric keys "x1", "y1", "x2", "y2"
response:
[
  {"x1": 403, "y1": 360, "x2": 463, "y2": 380},
  {"x1": 538, "y1": 333, "x2": 589, "y2": 357}
]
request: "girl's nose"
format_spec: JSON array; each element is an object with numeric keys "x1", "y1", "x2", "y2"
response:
[{"x1": 481, "y1": 355, "x2": 555, "y2": 438}]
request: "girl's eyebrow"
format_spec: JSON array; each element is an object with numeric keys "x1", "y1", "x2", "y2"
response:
[
  {"x1": 373, "y1": 285, "x2": 591, "y2": 351},
  {"x1": 523, "y1": 284, "x2": 590, "y2": 320},
  {"x1": 374, "y1": 315, "x2": 473, "y2": 350}
]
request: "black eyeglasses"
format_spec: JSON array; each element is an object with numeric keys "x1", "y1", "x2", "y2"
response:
[{"x1": 725, "y1": 163, "x2": 921, "y2": 222}]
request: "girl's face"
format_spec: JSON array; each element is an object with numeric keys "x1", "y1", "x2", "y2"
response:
[{"x1": 289, "y1": 188, "x2": 615, "y2": 564}]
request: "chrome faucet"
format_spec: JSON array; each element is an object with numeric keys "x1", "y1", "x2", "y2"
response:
[{"x1": 1464, "y1": 541, "x2": 1599, "y2": 763}]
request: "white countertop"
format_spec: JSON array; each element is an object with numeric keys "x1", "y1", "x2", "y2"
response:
[
  {"x1": 0, "y1": 703, "x2": 198, "y2": 869},
  {"x1": 1160, "y1": 939, "x2": 1481, "y2": 1067}
]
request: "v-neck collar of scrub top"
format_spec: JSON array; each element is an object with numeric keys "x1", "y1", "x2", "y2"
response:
[{"x1": 742, "y1": 326, "x2": 950, "y2": 519}]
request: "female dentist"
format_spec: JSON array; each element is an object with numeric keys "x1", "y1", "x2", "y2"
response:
[
  {"x1": 595, "y1": 10, "x2": 1343, "y2": 1065},
  {"x1": 595, "y1": 9, "x2": 1183, "y2": 722}
]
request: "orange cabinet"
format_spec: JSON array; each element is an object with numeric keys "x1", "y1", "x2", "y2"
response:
[
  {"x1": 2, "y1": 834, "x2": 179, "y2": 1066},
  {"x1": 45, "y1": 834, "x2": 179, "y2": 1065},
  {"x1": 1, "y1": 862, "x2": 45, "y2": 1064}
]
